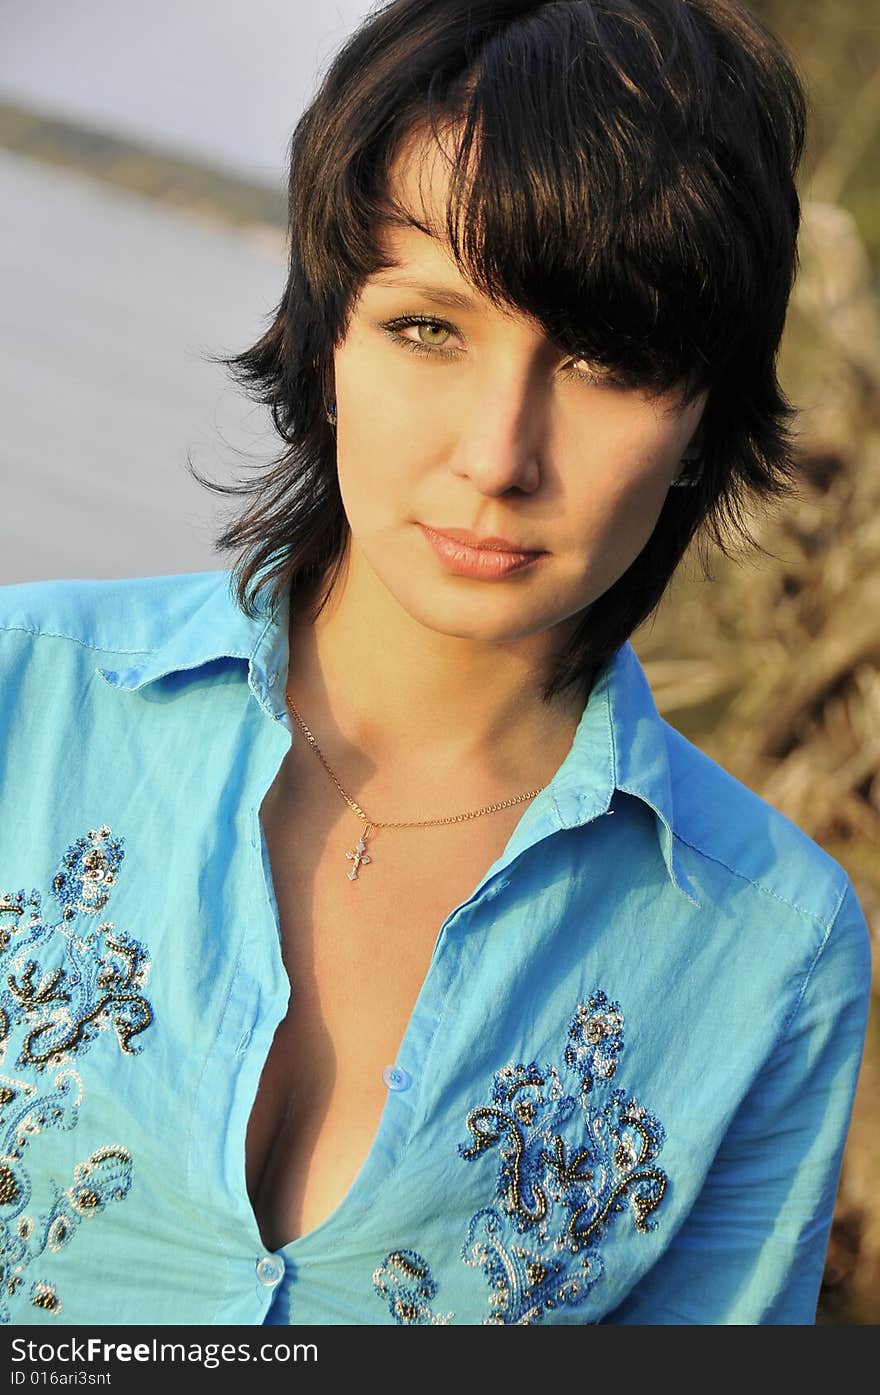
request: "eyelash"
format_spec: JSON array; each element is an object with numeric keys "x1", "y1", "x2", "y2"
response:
[
  {"x1": 379, "y1": 314, "x2": 624, "y2": 386},
  {"x1": 381, "y1": 314, "x2": 463, "y2": 361}
]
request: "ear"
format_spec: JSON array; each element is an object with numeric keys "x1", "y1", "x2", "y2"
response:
[
  {"x1": 312, "y1": 353, "x2": 336, "y2": 404},
  {"x1": 681, "y1": 417, "x2": 705, "y2": 462}
]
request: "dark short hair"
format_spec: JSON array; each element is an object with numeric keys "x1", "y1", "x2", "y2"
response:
[{"x1": 192, "y1": 0, "x2": 807, "y2": 704}]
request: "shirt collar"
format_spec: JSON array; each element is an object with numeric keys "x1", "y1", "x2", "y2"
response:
[
  {"x1": 95, "y1": 570, "x2": 290, "y2": 720},
  {"x1": 95, "y1": 569, "x2": 700, "y2": 908},
  {"x1": 498, "y1": 640, "x2": 701, "y2": 909}
]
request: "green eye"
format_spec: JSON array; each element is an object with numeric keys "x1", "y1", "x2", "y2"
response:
[
  {"x1": 414, "y1": 322, "x2": 452, "y2": 346},
  {"x1": 380, "y1": 314, "x2": 464, "y2": 361}
]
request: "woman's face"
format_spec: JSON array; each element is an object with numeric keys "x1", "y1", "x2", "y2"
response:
[{"x1": 330, "y1": 135, "x2": 707, "y2": 652}]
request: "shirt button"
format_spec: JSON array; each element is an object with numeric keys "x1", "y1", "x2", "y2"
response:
[
  {"x1": 382, "y1": 1064, "x2": 412, "y2": 1091},
  {"x1": 256, "y1": 1254, "x2": 285, "y2": 1287}
]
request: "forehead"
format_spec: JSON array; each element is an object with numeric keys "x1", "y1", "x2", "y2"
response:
[
  {"x1": 385, "y1": 123, "x2": 460, "y2": 235},
  {"x1": 364, "y1": 226, "x2": 537, "y2": 336},
  {"x1": 369, "y1": 222, "x2": 465, "y2": 288},
  {"x1": 370, "y1": 125, "x2": 524, "y2": 314},
  {"x1": 366, "y1": 123, "x2": 708, "y2": 416}
]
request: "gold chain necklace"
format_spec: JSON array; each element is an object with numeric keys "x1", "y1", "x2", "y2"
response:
[{"x1": 284, "y1": 695, "x2": 546, "y2": 883}]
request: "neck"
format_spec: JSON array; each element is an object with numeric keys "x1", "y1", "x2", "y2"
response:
[{"x1": 284, "y1": 541, "x2": 595, "y2": 796}]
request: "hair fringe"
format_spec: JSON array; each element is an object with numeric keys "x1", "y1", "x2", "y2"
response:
[{"x1": 188, "y1": 0, "x2": 809, "y2": 705}]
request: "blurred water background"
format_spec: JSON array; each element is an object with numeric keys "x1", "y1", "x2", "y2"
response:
[{"x1": 1, "y1": 0, "x2": 878, "y2": 1323}]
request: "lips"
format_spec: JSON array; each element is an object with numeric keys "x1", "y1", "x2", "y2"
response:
[
  {"x1": 422, "y1": 526, "x2": 544, "y2": 554},
  {"x1": 417, "y1": 524, "x2": 548, "y2": 580}
]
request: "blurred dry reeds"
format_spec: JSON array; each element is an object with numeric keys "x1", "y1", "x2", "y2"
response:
[{"x1": 635, "y1": 196, "x2": 880, "y2": 1323}]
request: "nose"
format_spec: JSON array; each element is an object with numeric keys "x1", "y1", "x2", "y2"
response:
[{"x1": 448, "y1": 362, "x2": 545, "y2": 495}]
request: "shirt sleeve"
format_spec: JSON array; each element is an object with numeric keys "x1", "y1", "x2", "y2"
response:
[{"x1": 602, "y1": 878, "x2": 874, "y2": 1325}]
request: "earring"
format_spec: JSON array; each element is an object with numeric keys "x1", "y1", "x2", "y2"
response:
[
  {"x1": 670, "y1": 452, "x2": 702, "y2": 487},
  {"x1": 325, "y1": 399, "x2": 337, "y2": 427}
]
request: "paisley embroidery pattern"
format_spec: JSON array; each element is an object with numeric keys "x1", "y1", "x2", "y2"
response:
[
  {"x1": 0, "y1": 827, "x2": 153, "y2": 1321},
  {"x1": 371, "y1": 1248, "x2": 453, "y2": 1326},
  {"x1": 373, "y1": 989, "x2": 668, "y2": 1325}
]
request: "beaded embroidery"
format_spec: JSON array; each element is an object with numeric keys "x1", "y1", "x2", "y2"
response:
[
  {"x1": 371, "y1": 1248, "x2": 453, "y2": 1325},
  {"x1": 0, "y1": 827, "x2": 153, "y2": 1321},
  {"x1": 373, "y1": 989, "x2": 668, "y2": 1325}
]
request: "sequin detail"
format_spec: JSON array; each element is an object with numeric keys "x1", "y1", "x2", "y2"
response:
[
  {"x1": 372, "y1": 1249, "x2": 453, "y2": 1325},
  {"x1": 0, "y1": 827, "x2": 153, "y2": 1322},
  {"x1": 373, "y1": 989, "x2": 668, "y2": 1325}
]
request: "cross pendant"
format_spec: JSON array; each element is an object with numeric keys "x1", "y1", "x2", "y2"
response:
[{"x1": 345, "y1": 836, "x2": 372, "y2": 881}]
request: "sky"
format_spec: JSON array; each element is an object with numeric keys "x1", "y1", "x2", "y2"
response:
[
  {"x1": 0, "y1": 0, "x2": 379, "y2": 583},
  {"x1": 0, "y1": 0, "x2": 375, "y2": 183},
  {"x1": 0, "y1": 150, "x2": 287, "y2": 583}
]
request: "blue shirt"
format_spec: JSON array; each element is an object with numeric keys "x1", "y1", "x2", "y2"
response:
[{"x1": 0, "y1": 568, "x2": 871, "y2": 1326}]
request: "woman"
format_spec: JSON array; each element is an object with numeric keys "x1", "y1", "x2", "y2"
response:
[{"x1": 0, "y1": 0, "x2": 871, "y2": 1326}]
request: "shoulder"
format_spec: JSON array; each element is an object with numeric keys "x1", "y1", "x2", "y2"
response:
[
  {"x1": 661, "y1": 718, "x2": 858, "y2": 934},
  {"x1": 0, "y1": 570, "x2": 232, "y2": 660}
]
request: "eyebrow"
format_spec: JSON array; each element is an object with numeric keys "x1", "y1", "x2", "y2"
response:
[{"x1": 366, "y1": 275, "x2": 479, "y2": 312}]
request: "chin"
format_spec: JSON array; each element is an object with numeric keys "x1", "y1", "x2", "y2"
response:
[{"x1": 393, "y1": 586, "x2": 559, "y2": 645}]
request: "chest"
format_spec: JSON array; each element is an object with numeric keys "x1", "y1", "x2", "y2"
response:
[{"x1": 244, "y1": 770, "x2": 526, "y2": 1251}]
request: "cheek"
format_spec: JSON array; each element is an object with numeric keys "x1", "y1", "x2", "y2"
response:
[
  {"x1": 556, "y1": 400, "x2": 684, "y2": 532},
  {"x1": 570, "y1": 459, "x2": 671, "y2": 549},
  {"x1": 336, "y1": 346, "x2": 395, "y2": 449},
  {"x1": 333, "y1": 334, "x2": 431, "y2": 497},
  {"x1": 556, "y1": 454, "x2": 674, "y2": 604},
  {"x1": 333, "y1": 350, "x2": 391, "y2": 520},
  {"x1": 618, "y1": 468, "x2": 672, "y2": 540}
]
